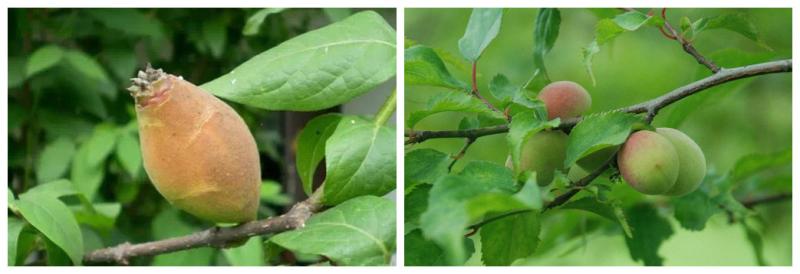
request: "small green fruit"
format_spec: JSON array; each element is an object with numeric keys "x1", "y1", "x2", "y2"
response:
[
  {"x1": 509, "y1": 131, "x2": 569, "y2": 186},
  {"x1": 656, "y1": 128, "x2": 706, "y2": 196},
  {"x1": 617, "y1": 130, "x2": 679, "y2": 195}
]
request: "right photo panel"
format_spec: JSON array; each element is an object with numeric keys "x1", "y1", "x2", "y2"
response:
[{"x1": 404, "y1": 8, "x2": 791, "y2": 266}]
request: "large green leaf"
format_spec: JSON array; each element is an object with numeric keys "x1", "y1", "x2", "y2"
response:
[
  {"x1": 15, "y1": 192, "x2": 84, "y2": 265},
  {"x1": 405, "y1": 45, "x2": 467, "y2": 90},
  {"x1": 202, "y1": 11, "x2": 396, "y2": 111},
  {"x1": 563, "y1": 112, "x2": 641, "y2": 168},
  {"x1": 85, "y1": 124, "x2": 118, "y2": 167},
  {"x1": 529, "y1": 8, "x2": 560, "y2": 87},
  {"x1": 270, "y1": 196, "x2": 395, "y2": 266},
  {"x1": 458, "y1": 8, "x2": 503, "y2": 62},
  {"x1": 296, "y1": 114, "x2": 342, "y2": 195},
  {"x1": 405, "y1": 184, "x2": 431, "y2": 233},
  {"x1": 115, "y1": 133, "x2": 142, "y2": 178},
  {"x1": 404, "y1": 229, "x2": 447, "y2": 266},
  {"x1": 85, "y1": 8, "x2": 165, "y2": 40},
  {"x1": 583, "y1": 11, "x2": 660, "y2": 84},
  {"x1": 691, "y1": 13, "x2": 770, "y2": 49},
  {"x1": 623, "y1": 203, "x2": 674, "y2": 266},
  {"x1": 8, "y1": 217, "x2": 27, "y2": 266},
  {"x1": 35, "y1": 137, "x2": 76, "y2": 183},
  {"x1": 671, "y1": 184, "x2": 720, "y2": 231},
  {"x1": 407, "y1": 91, "x2": 502, "y2": 128},
  {"x1": 26, "y1": 45, "x2": 63, "y2": 77},
  {"x1": 71, "y1": 141, "x2": 106, "y2": 200},
  {"x1": 322, "y1": 116, "x2": 395, "y2": 205},
  {"x1": 404, "y1": 148, "x2": 450, "y2": 194},
  {"x1": 480, "y1": 211, "x2": 540, "y2": 266},
  {"x1": 202, "y1": 17, "x2": 227, "y2": 58},
  {"x1": 506, "y1": 110, "x2": 560, "y2": 173}
]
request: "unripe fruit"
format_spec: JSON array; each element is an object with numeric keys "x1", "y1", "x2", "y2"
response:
[
  {"x1": 507, "y1": 131, "x2": 569, "y2": 186},
  {"x1": 129, "y1": 66, "x2": 260, "y2": 223},
  {"x1": 656, "y1": 128, "x2": 706, "y2": 196},
  {"x1": 537, "y1": 81, "x2": 592, "y2": 120},
  {"x1": 617, "y1": 130, "x2": 679, "y2": 195}
]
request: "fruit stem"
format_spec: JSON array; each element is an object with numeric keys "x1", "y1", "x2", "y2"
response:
[{"x1": 374, "y1": 88, "x2": 396, "y2": 126}]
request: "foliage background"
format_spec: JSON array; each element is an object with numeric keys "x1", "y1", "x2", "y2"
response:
[
  {"x1": 405, "y1": 8, "x2": 791, "y2": 266},
  {"x1": 7, "y1": 8, "x2": 395, "y2": 266}
]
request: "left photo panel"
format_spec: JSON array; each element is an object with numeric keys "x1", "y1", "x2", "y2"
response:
[{"x1": 7, "y1": 8, "x2": 397, "y2": 266}]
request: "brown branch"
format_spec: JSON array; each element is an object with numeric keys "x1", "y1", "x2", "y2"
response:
[
  {"x1": 406, "y1": 59, "x2": 792, "y2": 144},
  {"x1": 741, "y1": 193, "x2": 792, "y2": 209},
  {"x1": 470, "y1": 61, "x2": 505, "y2": 118},
  {"x1": 83, "y1": 192, "x2": 323, "y2": 265},
  {"x1": 448, "y1": 137, "x2": 476, "y2": 171},
  {"x1": 660, "y1": 8, "x2": 721, "y2": 73}
]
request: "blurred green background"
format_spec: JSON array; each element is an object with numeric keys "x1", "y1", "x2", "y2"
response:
[
  {"x1": 7, "y1": 8, "x2": 395, "y2": 266},
  {"x1": 405, "y1": 8, "x2": 791, "y2": 266}
]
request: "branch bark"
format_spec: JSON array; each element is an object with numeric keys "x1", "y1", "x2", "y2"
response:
[
  {"x1": 83, "y1": 192, "x2": 323, "y2": 265},
  {"x1": 406, "y1": 59, "x2": 792, "y2": 144}
]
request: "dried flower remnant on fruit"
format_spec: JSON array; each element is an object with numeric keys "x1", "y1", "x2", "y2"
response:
[{"x1": 127, "y1": 64, "x2": 168, "y2": 106}]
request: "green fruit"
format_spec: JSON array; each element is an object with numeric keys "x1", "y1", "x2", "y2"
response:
[
  {"x1": 656, "y1": 128, "x2": 707, "y2": 196},
  {"x1": 537, "y1": 81, "x2": 592, "y2": 120},
  {"x1": 510, "y1": 131, "x2": 569, "y2": 186},
  {"x1": 617, "y1": 130, "x2": 679, "y2": 195}
]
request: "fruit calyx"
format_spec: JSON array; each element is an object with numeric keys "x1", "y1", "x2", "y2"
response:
[{"x1": 127, "y1": 64, "x2": 170, "y2": 107}]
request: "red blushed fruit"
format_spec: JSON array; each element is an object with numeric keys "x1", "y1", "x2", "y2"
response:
[
  {"x1": 129, "y1": 66, "x2": 260, "y2": 223},
  {"x1": 537, "y1": 81, "x2": 592, "y2": 120}
]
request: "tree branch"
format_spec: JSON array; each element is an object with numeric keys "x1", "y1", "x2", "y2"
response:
[
  {"x1": 406, "y1": 59, "x2": 792, "y2": 144},
  {"x1": 83, "y1": 191, "x2": 323, "y2": 265},
  {"x1": 741, "y1": 193, "x2": 792, "y2": 209},
  {"x1": 448, "y1": 137, "x2": 476, "y2": 171}
]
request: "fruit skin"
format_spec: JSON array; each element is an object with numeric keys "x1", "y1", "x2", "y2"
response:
[
  {"x1": 537, "y1": 81, "x2": 592, "y2": 120},
  {"x1": 507, "y1": 131, "x2": 569, "y2": 186},
  {"x1": 132, "y1": 68, "x2": 260, "y2": 223},
  {"x1": 656, "y1": 128, "x2": 707, "y2": 196},
  {"x1": 617, "y1": 130, "x2": 679, "y2": 195}
]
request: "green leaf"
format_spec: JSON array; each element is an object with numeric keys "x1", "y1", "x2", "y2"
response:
[
  {"x1": 26, "y1": 45, "x2": 63, "y2": 77},
  {"x1": 420, "y1": 162, "x2": 516, "y2": 265},
  {"x1": 465, "y1": 193, "x2": 529, "y2": 221},
  {"x1": 458, "y1": 8, "x2": 503, "y2": 61},
  {"x1": 742, "y1": 220, "x2": 767, "y2": 266},
  {"x1": 322, "y1": 116, "x2": 395, "y2": 205},
  {"x1": 36, "y1": 137, "x2": 76, "y2": 182},
  {"x1": 563, "y1": 112, "x2": 641, "y2": 168},
  {"x1": 103, "y1": 48, "x2": 137, "y2": 81},
  {"x1": 85, "y1": 8, "x2": 165, "y2": 40},
  {"x1": 9, "y1": 56, "x2": 26, "y2": 88},
  {"x1": 260, "y1": 180, "x2": 292, "y2": 206},
  {"x1": 15, "y1": 191, "x2": 84, "y2": 265},
  {"x1": 623, "y1": 203, "x2": 674, "y2": 266},
  {"x1": 202, "y1": 11, "x2": 396, "y2": 111},
  {"x1": 8, "y1": 217, "x2": 27, "y2": 266},
  {"x1": 514, "y1": 173, "x2": 542, "y2": 210},
  {"x1": 86, "y1": 124, "x2": 118, "y2": 167},
  {"x1": 583, "y1": 11, "x2": 654, "y2": 84},
  {"x1": 488, "y1": 74, "x2": 517, "y2": 105},
  {"x1": 672, "y1": 185, "x2": 720, "y2": 231},
  {"x1": 116, "y1": 133, "x2": 142, "y2": 178},
  {"x1": 63, "y1": 50, "x2": 112, "y2": 86},
  {"x1": 405, "y1": 148, "x2": 450, "y2": 194},
  {"x1": 405, "y1": 229, "x2": 448, "y2": 266},
  {"x1": 695, "y1": 13, "x2": 770, "y2": 49},
  {"x1": 480, "y1": 211, "x2": 540, "y2": 266},
  {"x1": 405, "y1": 45, "x2": 467, "y2": 90},
  {"x1": 271, "y1": 196, "x2": 395, "y2": 266},
  {"x1": 561, "y1": 197, "x2": 632, "y2": 237},
  {"x1": 296, "y1": 114, "x2": 342, "y2": 195},
  {"x1": 731, "y1": 148, "x2": 791, "y2": 182},
  {"x1": 72, "y1": 203, "x2": 121, "y2": 232},
  {"x1": 405, "y1": 184, "x2": 431, "y2": 232},
  {"x1": 323, "y1": 8, "x2": 352, "y2": 22},
  {"x1": 152, "y1": 208, "x2": 215, "y2": 265},
  {"x1": 243, "y1": 8, "x2": 286, "y2": 36},
  {"x1": 71, "y1": 141, "x2": 106, "y2": 200},
  {"x1": 506, "y1": 110, "x2": 560, "y2": 173},
  {"x1": 223, "y1": 236, "x2": 265, "y2": 266},
  {"x1": 202, "y1": 17, "x2": 227, "y2": 58},
  {"x1": 531, "y1": 8, "x2": 561, "y2": 83},
  {"x1": 408, "y1": 91, "x2": 501, "y2": 128}
]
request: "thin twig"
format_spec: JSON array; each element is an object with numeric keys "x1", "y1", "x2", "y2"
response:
[
  {"x1": 406, "y1": 59, "x2": 792, "y2": 144},
  {"x1": 83, "y1": 192, "x2": 323, "y2": 265},
  {"x1": 470, "y1": 61, "x2": 505, "y2": 117},
  {"x1": 661, "y1": 8, "x2": 721, "y2": 73},
  {"x1": 741, "y1": 193, "x2": 791, "y2": 209},
  {"x1": 448, "y1": 137, "x2": 476, "y2": 171}
]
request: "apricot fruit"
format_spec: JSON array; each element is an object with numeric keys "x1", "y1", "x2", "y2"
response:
[
  {"x1": 656, "y1": 128, "x2": 706, "y2": 196},
  {"x1": 537, "y1": 81, "x2": 592, "y2": 120},
  {"x1": 129, "y1": 66, "x2": 260, "y2": 223},
  {"x1": 508, "y1": 130, "x2": 569, "y2": 186},
  {"x1": 617, "y1": 130, "x2": 679, "y2": 195}
]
